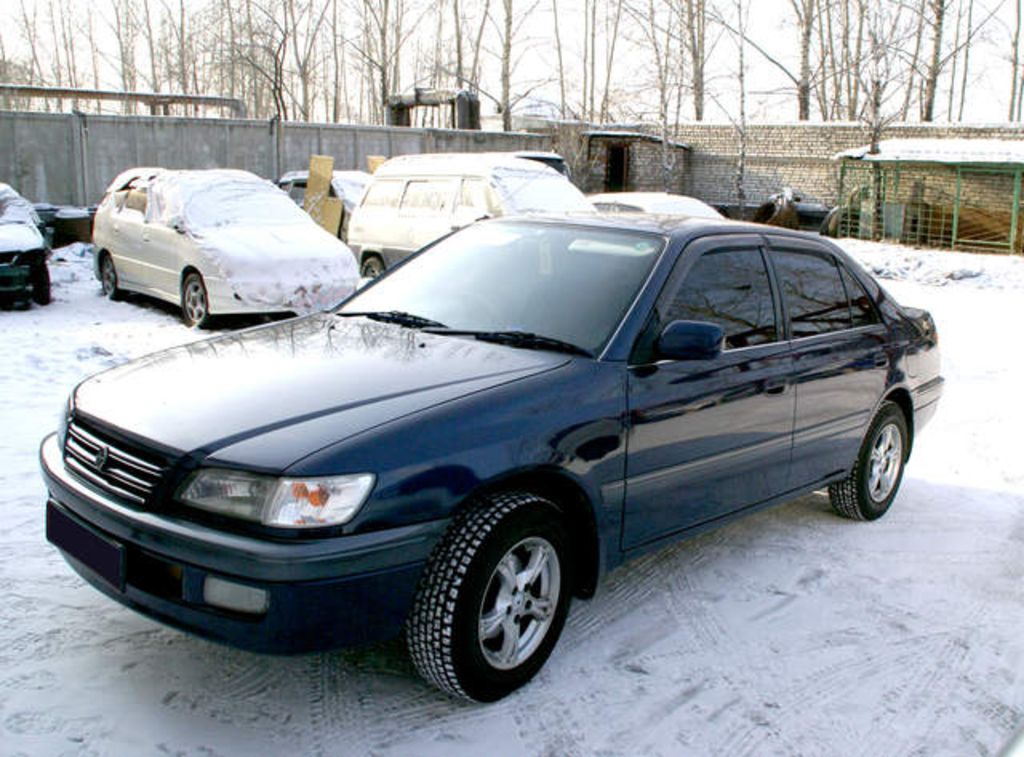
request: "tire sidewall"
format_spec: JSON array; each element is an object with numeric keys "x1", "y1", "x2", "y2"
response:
[
  {"x1": 450, "y1": 502, "x2": 573, "y2": 702},
  {"x1": 100, "y1": 253, "x2": 119, "y2": 299},
  {"x1": 855, "y1": 404, "x2": 909, "y2": 520},
  {"x1": 181, "y1": 272, "x2": 210, "y2": 328},
  {"x1": 360, "y1": 255, "x2": 384, "y2": 278}
]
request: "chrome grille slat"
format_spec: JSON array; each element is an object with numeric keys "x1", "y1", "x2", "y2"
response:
[
  {"x1": 68, "y1": 424, "x2": 163, "y2": 474},
  {"x1": 63, "y1": 420, "x2": 168, "y2": 504}
]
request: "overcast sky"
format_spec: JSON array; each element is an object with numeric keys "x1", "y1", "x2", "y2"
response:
[{"x1": 1, "y1": 0, "x2": 1018, "y2": 124}]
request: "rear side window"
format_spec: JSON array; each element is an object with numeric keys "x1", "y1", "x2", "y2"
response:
[
  {"x1": 666, "y1": 248, "x2": 777, "y2": 349},
  {"x1": 401, "y1": 180, "x2": 453, "y2": 214},
  {"x1": 773, "y1": 250, "x2": 851, "y2": 337},
  {"x1": 840, "y1": 265, "x2": 880, "y2": 328},
  {"x1": 361, "y1": 180, "x2": 403, "y2": 209}
]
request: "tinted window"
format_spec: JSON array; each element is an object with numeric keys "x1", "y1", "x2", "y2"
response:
[
  {"x1": 666, "y1": 248, "x2": 777, "y2": 349},
  {"x1": 840, "y1": 265, "x2": 880, "y2": 328},
  {"x1": 773, "y1": 250, "x2": 851, "y2": 337},
  {"x1": 361, "y1": 180, "x2": 403, "y2": 209}
]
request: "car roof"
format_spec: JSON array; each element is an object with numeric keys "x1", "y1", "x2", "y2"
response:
[
  {"x1": 487, "y1": 213, "x2": 841, "y2": 251},
  {"x1": 373, "y1": 152, "x2": 561, "y2": 179}
]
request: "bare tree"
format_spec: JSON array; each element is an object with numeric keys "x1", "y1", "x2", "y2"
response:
[
  {"x1": 1012, "y1": 0, "x2": 1022, "y2": 119},
  {"x1": 921, "y1": 0, "x2": 949, "y2": 121},
  {"x1": 790, "y1": 0, "x2": 816, "y2": 120}
]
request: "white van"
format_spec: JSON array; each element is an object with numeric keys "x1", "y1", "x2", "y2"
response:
[{"x1": 346, "y1": 153, "x2": 592, "y2": 277}]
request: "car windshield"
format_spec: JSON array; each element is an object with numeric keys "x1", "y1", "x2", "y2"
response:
[{"x1": 339, "y1": 221, "x2": 665, "y2": 354}]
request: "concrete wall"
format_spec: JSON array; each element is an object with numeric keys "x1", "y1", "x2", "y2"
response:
[
  {"x1": 672, "y1": 121, "x2": 1024, "y2": 209},
  {"x1": 0, "y1": 110, "x2": 550, "y2": 205}
]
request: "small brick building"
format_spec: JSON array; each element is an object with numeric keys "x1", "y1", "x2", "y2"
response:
[{"x1": 580, "y1": 131, "x2": 690, "y2": 195}]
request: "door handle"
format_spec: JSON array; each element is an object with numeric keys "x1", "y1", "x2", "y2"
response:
[
  {"x1": 873, "y1": 354, "x2": 888, "y2": 367},
  {"x1": 764, "y1": 379, "x2": 788, "y2": 395}
]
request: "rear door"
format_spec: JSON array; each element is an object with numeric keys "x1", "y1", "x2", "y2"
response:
[
  {"x1": 766, "y1": 238, "x2": 889, "y2": 487},
  {"x1": 622, "y1": 236, "x2": 795, "y2": 550}
]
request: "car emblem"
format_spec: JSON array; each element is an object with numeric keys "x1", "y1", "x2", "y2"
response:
[{"x1": 93, "y1": 446, "x2": 110, "y2": 471}]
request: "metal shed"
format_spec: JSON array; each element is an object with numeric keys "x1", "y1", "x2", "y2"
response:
[{"x1": 834, "y1": 139, "x2": 1024, "y2": 254}]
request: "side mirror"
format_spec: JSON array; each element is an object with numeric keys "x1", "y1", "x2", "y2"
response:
[{"x1": 656, "y1": 320, "x2": 724, "y2": 361}]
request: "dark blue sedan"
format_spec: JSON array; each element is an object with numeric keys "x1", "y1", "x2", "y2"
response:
[{"x1": 40, "y1": 215, "x2": 943, "y2": 701}]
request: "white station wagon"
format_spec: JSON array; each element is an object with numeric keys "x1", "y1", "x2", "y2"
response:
[{"x1": 92, "y1": 168, "x2": 359, "y2": 327}]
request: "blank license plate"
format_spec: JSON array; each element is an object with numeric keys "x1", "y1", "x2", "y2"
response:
[{"x1": 46, "y1": 501, "x2": 125, "y2": 591}]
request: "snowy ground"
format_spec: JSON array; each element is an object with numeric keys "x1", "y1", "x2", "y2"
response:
[{"x1": 1, "y1": 240, "x2": 1022, "y2": 756}]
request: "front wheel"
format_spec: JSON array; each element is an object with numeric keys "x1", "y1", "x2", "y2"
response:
[
  {"x1": 829, "y1": 401, "x2": 909, "y2": 521},
  {"x1": 99, "y1": 252, "x2": 121, "y2": 300},
  {"x1": 406, "y1": 492, "x2": 573, "y2": 702},
  {"x1": 30, "y1": 262, "x2": 51, "y2": 305},
  {"x1": 181, "y1": 272, "x2": 212, "y2": 328}
]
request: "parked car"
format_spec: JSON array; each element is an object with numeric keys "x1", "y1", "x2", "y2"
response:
[
  {"x1": 276, "y1": 169, "x2": 371, "y2": 241},
  {"x1": 513, "y1": 150, "x2": 571, "y2": 179},
  {"x1": 42, "y1": 215, "x2": 942, "y2": 702},
  {"x1": 589, "y1": 191, "x2": 724, "y2": 219},
  {"x1": 0, "y1": 183, "x2": 50, "y2": 308},
  {"x1": 92, "y1": 168, "x2": 359, "y2": 327},
  {"x1": 346, "y1": 153, "x2": 593, "y2": 277}
]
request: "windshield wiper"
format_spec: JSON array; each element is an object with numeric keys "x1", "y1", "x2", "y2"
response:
[
  {"x1": 422, "y1": 328, "x2": 593, "y2": 357},
  {"x1": 336, "y1": 310, "x2": 447, "y2": 329}
]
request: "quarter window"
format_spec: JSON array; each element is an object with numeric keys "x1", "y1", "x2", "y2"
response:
[
  {"x1": 840, "y1": 265, "x2": 880, "y2": 328},
  {"x1": 666, "y1": 248, "x2": 777, "y2": 349},
  {"x1": 773, "y1": 250, "x2": 852, "y2": 337}
]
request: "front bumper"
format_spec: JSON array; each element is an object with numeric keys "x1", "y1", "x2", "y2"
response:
[{"x1": 39, "y1": 433, "x2": 446, "y2": 653}]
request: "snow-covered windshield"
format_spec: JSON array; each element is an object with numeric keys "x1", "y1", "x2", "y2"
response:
[
  {"x1": 491, "y1": 169, "x2": 594, "y2": 214},
  {"x1": 149, "y1": 171, "x2": 311, "y2": 233},
  {"x1": 0, "y1": 183, "x2": 41, "y2": 227}
]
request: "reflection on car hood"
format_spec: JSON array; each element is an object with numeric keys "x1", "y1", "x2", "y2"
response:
[{"x1": 73, "y1": 314, "x2": 568, "y2": 466}]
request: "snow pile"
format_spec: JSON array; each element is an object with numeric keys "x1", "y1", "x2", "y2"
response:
[
  {"x1": 835, "y1": 237, "x2": 1024, "y2": 289},
  {"x1": 147, "y1": 170, "x2": 359, "y2": 313}
]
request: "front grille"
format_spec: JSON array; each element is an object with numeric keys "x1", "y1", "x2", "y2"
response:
[{"x1": 64, "y1": 420, "x2": 167, "y2": 504}]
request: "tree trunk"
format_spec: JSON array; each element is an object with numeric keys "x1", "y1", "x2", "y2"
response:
[
  {"x1": 921, "y1": 0, "x2": 947, "y2": 122},
  {"x1": 501, "y1": 0, "x2": 512, "y2": 131}
]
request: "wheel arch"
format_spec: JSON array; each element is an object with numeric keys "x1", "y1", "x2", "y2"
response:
[
  {"x1": 463, "y1": 467, "x2": 601, "y2": 600},
  {"x1": 882, "y1": 386, "x2": 914, "y2": 457}
]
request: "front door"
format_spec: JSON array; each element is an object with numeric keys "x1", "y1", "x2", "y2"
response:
[{"x1": 623, "y1": 238, "x2": 794, "y2": 550}]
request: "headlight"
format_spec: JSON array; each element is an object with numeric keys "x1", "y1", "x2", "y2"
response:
[{"x1": 178, "y1": 468, "x2": 375, "y2": 528}]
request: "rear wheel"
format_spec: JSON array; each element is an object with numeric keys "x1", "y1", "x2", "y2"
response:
[
  {"x1": 99, "y1": 252, "x2": 121, "y2": 300},
  {"x1": 360, "y1": 254, "x2": 385, "y2": 278},
  {"x1": 829, "y1": 402, "x2": 909, "y2": 521},
  {"x1": 406, "y1": 491, "x2": 573, "y2": 702},
  {"x1": 181, "y1": 271, "x2": 212, "y2": 328}
]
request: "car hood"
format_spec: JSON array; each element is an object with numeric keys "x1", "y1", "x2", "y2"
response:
[
  {"x1": 0, "y1": 222, "x2": 44, "y2": 253},
  {"x1": 73, "y1": 314, "x2": 568, "y2": 466},
  {"x1": 188, "y1": 223, "x2": 359, "y2": 313}
]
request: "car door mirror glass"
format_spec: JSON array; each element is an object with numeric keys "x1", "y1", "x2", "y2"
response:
[{"x1": 656, "y1": 320, "x2": 724, "y2": 361}]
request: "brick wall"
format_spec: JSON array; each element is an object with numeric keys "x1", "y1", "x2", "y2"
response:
[{"x1": 671, "y1": 122, "x2": 1024, "y2": 209}]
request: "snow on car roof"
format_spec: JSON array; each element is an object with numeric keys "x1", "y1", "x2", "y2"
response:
[
  {"x1": 589, "y1": 192, "x2": 723, "y2": 219},
  {"x1": 373, "y1": 152, "x2": 563, "y2": 178},
  {"x1": 147, "y1": 169, "x2": 308, "y2": 231},
  {"x1": 835, "y1": 138, "x2": 1024, "y2": 165},
  {"x1": 0, "y1": 183, "x2": 44, "y2": 253}
]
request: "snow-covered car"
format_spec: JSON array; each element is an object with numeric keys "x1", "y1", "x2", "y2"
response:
[
  {"x1": 589, "y1": 191, "x2": 724, "y2": 219},
  {"x1": 277, "y1": 169, "x2": 371, "y2": 241},
  {"x1": 346, "y1": 153, "x2": 593, "y2": 277},
  {"x1": 92, "y1": 168, "x2": 359, "y2": 327},
  {"x1": 0, "y1": 183, "x2": 50, "y2": 308}
]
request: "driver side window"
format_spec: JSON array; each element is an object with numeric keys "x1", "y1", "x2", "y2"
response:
[{"x1": 665, "y1": 248, "x2": 778, "y2": 350}]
